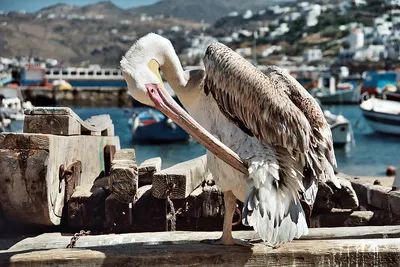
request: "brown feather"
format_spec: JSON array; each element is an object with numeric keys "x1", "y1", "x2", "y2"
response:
[{"x1": 203, "y1": 42, "x2": 337, "y2": 188}]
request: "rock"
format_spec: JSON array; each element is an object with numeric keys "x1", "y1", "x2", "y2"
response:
[{"x1": 313, "y1": 176, "x2": 359, "y2": 212}]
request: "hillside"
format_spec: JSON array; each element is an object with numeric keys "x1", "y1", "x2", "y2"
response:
[
  {"x1": 0, "y1": 2, "x2": 203, "y2": 67},
  {"x1": 130, "y1": 0, "x2": 294, "y2": 23},
  {"x1": 36, "y1": 1, "x2": 131, "y2": 20}
]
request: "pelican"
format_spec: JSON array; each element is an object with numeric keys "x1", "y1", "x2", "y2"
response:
[{"x1": 120, "y1": 33, "x2": 340, "y2": 246}]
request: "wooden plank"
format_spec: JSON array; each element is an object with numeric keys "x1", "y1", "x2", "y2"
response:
[
  {"x1": 0, "y1": 133, "x2": 120, "y2": 226},
  {"x1": 68, "y1": 185, "x2": 109, "y2": 230},
  {"x1": 24, "y1": 114, "x2": 81, "y2": 136},
  {"x1": 0, "y1": 133, "x2": 50, "y2": 150},
  {"x1": 152, "y1": 155, "x2": 208, "y2": 199},
  {"x1": 24, "y1": 107, "x2": 72, "y2": 115},
  {"x1": 109, "y1": 149, "x2": 138, "y2": 204},
  {"x1": 104, "y1": 145, "x2": 116, "y2": 176},
  {"x1": 105, "y1": 194, "x2": 132, "y2": 232},
  {"x1": 113, "y1": 149, "x2": 136, "y2": 162},
  {"x1": 2, "y1": 226, "x2": 400, "y2": 252},
  {"x1": 1, "y1": 228, "x2": 400, "y2": 266},
  {"x1": 138, "y1": 157, "x2": 162, "y2": 185},
  {"x1": 24, "y1": 107, "x2": 114, "y2": 136}
]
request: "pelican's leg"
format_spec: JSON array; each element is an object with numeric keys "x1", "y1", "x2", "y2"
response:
[{"x1": 201, "y1": 190, "x2": 252, "y2": 247}]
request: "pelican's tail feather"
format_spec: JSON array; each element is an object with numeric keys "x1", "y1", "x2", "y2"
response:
[{"x1": 242, "y1": 156, "x2": 308, "y2": 246}]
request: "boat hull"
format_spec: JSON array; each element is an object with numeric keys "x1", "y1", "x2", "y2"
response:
[
  {"x1": 331, "y1": 121, "x2": 352, "y2": 147},
  {"x1": 360, "y1": 98, "x2": 400, "y2": 135},
  {"x1": 362, "y1": 110, "x2": 400, "y2": 135},
  {"x1": 131, "y1": 108, "x2": 190, "y2": 143},
  {"x1": 317, "y1": 90, "x2": 359, "y2": 104},
  {"x1": 133, "y1": 121, "x2": 190, "y2": 143}
]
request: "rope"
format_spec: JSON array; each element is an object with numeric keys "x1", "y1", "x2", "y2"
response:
[{"x1": 165, "y1": 181, "x2": 176, "y2": 231}]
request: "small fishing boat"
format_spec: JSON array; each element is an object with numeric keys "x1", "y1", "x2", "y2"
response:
[
  {"x1": 360, "y1": 71, "x2": 398, "y2": 96},
  {"x1": 313, "y1": 77, "x2": 362, "y2": 105},
  {"x1": 0, "y1": 87, "x2": 34, "y2": 132},
  {"x1": 315, "y1": 88, "x2": 360, "y2": 105},
  {"x1": 323, "y1": 110, "x2": 354, "y2": 147},
  {"x1": 129, "y1": 108, "x2": 190, "y2": 143},
  {"x1": 360, "y1": 97, "x2": 400, "y2": 135}
]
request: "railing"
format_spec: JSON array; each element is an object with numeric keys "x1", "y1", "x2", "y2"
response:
[{"x1": 45, "y1": 68, "x2": 124, "y2": 79}]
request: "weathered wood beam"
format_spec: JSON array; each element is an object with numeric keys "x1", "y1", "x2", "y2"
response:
[
  {"x1": 67, "y1": 185, "x2": 109, "y2": 230},
  {"x1": 0, "y1": 132, "x2": 120, "y2": 226},
  {"x1": 152, "y1": 155, "x2": 208, "y2": 199},
  {"x1": 109, "y1": 149, "x2": 138, "y2": 204},
  {"x1": 1, "y1": 227, "x2": 400, "y2": 266},
  {"x1": 138, "y1": 157, "x2": 162, "y2": 186},
  {"x1": 24, "y1": 107, "x2": 114, "y2": 136}
]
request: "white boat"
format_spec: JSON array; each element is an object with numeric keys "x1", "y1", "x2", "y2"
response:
[
  {"x1": 324, "y1": 110, "x2": 354, "y2": 147},
  {"x1": 360, "y1": 97, "x2": 400, "y2": 135}
]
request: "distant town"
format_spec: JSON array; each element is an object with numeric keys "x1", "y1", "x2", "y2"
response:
[{"x1": 0, "y1": 0, "x2": 399, "y2": 77}]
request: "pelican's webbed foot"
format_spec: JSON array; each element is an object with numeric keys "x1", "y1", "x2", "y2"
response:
[{"x1": 200, "y1": 237, "x2": 253, "y2": 247}]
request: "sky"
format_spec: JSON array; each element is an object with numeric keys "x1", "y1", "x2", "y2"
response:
[{"x1": 0, "y1": 0, "x2": 158, "y2": 13}]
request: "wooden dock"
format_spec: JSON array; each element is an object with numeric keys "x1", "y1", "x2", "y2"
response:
[
  {"x1": 0, "y1": 226, "x2": 399, "y2": 266},
  {"x1": 1, "y1": 106, "x2": 400, "y2": 266}
]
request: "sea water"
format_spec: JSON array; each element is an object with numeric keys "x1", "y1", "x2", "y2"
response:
[{"x1": 71, "y1": 105, "x2": 400, "y2": 177}]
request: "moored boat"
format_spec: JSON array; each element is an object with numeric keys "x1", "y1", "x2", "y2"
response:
[
  {"x1": 360, "y1": 97, "x2": 400, "y2": 135},
  {"x1": 316, "y1": 88, "x2": 359, "y2": 105},
  {"x1": 129, "y1": 108, "x2": 190, "y2": 143},
  {"x1": 324, "y1": 110, "x2": 354, "y2": 147}
]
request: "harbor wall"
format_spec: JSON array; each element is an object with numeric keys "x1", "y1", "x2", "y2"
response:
[{"x1": 21, "y1": 87, "x2": 133, "y2": 107}]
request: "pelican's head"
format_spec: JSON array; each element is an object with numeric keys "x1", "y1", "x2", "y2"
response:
[{"x1": 120, "y1": 33, "x2": 171, "y2": 107}]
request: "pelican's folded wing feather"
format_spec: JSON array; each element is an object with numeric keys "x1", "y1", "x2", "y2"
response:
[{"x1": 203, "y1": 42, "x2": 313, "y2": 154}]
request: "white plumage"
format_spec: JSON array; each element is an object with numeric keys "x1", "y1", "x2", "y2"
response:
[{"x1": 120, "y1": 33, "x2": 339, "y2": 246}]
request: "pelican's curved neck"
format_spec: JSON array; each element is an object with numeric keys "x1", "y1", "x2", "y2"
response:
[{"x1": 154, "y1": 44, "x2": 187, "y2": 94}]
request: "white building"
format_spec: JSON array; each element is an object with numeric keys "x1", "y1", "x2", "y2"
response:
[
  {"x1": 258, "y1": 27, "x2": 269, "y2": 37},
  {"x1": 386, "y1": 0, "x2": 400, "y2": 6},
  {"x1": 306, "y1": 4, "x2": 321, "y2": 27},
  {"x1": 285, "y1": 12, "x2": 301, "y2": 22},
  {"x1": 261, "y1": 46, "x2": 282, "y2": 57},
  {"x1": 235, "y1": 47, "x2": 252, "y2": 57},
  {"x1": 353, "y1": 0, "x2": 367, "y2": 6},
  {"x1": 303, "y1": 49, "x2": 323, "y2": 62},
  {"x1": 348, "y1": 29, "x2": 364, "y2": 50},
  {"x1": 242, "y1": 10, "x2": 253, "y2": 19},
  {"x1": 184, "y1": 35, "x2": 217, "y2": 58},
  {"x1": 354, "y1": 45, "x2": 387, "y2": 61}
]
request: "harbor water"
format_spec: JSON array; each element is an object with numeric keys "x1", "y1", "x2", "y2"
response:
[{"x1": 37, "y1": 105, "x2": 400, "y2": 177}]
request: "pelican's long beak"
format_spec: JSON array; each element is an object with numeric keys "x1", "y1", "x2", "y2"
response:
[{"x1": 145, "y1": 83, "x2": 248, "y2": 175}]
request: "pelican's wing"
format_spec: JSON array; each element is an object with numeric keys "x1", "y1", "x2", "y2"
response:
[
  {"x1": 203, "y1": 42, "x2": 338, "y2": 187},
  {"x1": 204, "y1": 42, "x2": 313, "y2": 154}
]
